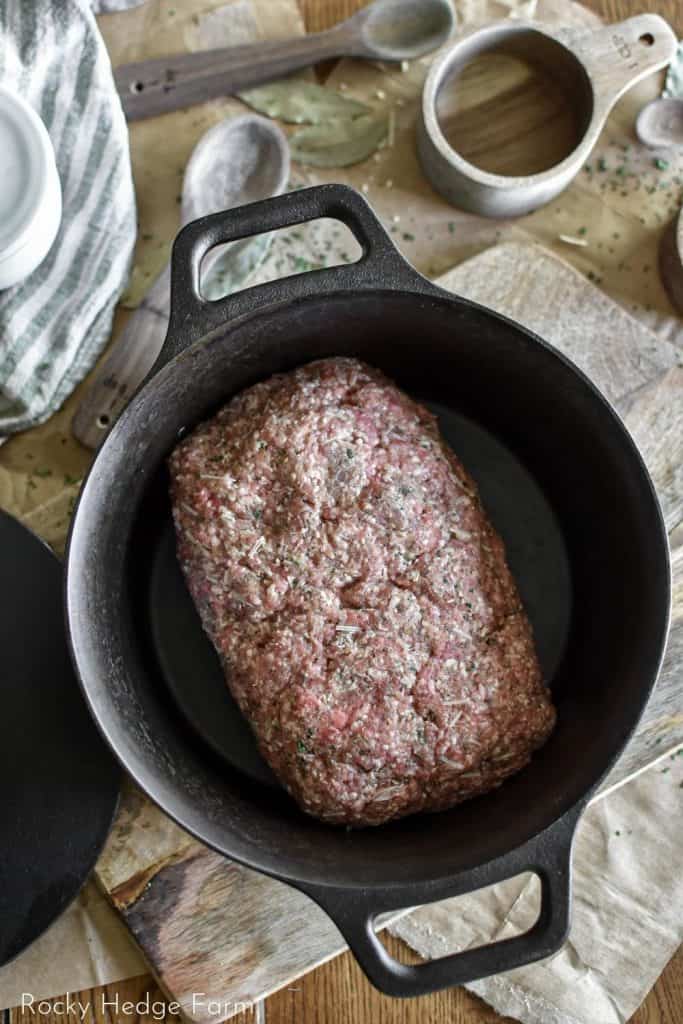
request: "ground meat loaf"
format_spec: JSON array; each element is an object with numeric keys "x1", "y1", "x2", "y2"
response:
[{"x1": 169, "y1": 357, "x2": 556, "y2": 827}]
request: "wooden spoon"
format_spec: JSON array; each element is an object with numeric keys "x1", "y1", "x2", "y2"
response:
[
  {"x1": 71, "y1": 115, "x2": 289, "y2": 450},
  {"x1": 659, "y1": 204, "x2": 683, "y2": 316},
  {"x1": 636, "y1": 97, "x2": 683, "y2": 148},
  {"x1": 115, "y1": 0, "x2": 456, "y2": 121}
]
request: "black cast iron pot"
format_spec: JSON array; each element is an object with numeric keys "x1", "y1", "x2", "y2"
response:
[{"x1": 65, "y1": 184, "x2": 670, "y2": 997}]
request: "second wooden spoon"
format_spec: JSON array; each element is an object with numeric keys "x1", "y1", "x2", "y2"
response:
[{"x1": 71, "y1": 114, "x2": 289, "y2": 449}]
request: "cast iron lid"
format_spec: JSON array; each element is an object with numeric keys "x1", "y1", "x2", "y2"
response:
[{"x1": 0, "y1": 510, "x2": 120, "y2": 967}]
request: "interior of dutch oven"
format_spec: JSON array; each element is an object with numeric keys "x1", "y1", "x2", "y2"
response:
[{"x1": 68, "y1": 289, "x2": 669, "y2": 890}]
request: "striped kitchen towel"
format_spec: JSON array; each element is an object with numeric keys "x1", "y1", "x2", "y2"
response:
[{"x1": 0, "y1": 0, "x2": 137, "y2": 435}]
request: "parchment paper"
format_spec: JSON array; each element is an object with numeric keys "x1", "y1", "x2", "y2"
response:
[{"x1": 1, "y1": 0, "x2": 682, "y2": 1017}]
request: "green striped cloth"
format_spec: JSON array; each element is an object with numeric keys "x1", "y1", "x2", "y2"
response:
[{"x1": 0, "y1": 0, "x2": 136, "y2": 435}]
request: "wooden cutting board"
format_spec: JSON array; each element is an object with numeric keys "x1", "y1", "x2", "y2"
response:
[{"x1": 94, "y1": 241, "x2": 683, "y2": 1024}]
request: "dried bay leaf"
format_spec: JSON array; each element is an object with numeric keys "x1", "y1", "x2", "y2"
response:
[
  {"x1": 239, "y1": 81, "x2": 369, "y2": 125},
  {"x1": 290, "y1": 114, "x2": 389, "y2": 168}
]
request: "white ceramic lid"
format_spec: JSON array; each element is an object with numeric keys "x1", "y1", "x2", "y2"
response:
[{"x1": 0, "y1": 85, "x2": 56, "y2": 261}]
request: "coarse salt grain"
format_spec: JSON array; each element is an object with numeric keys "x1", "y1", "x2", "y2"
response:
[{"x1": 558, "y1": 234, "x2": 589, "y2": 247}]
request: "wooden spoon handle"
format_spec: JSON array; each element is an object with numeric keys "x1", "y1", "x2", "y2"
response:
[
  {"x1": 71, "y1": 267, "x2": 171, "y2": 449},
  {"x1": 115, "y1": 28, "x2": 356, "y2": 121}
]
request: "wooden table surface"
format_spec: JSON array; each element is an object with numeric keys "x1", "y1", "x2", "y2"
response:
[{"x1": 6, "y1": 1, "x2": 683, "y2": 1022}]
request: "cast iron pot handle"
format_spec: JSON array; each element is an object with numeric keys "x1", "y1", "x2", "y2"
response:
[
  {"x1": 297, "y1": 807, "x2": 583, "y2": 998},
  {"x1": 159, "y1": 183, "x2": 420, "y2": 367}
]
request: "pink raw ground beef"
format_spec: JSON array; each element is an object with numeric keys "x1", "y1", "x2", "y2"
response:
[{"x1": 169, "y1": 358, "x2": 556, "y2": 826}]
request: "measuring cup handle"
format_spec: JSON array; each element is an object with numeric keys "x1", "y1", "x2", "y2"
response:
[{"x1": 557, "y1": 15, "x2": 677, "y2": 116}]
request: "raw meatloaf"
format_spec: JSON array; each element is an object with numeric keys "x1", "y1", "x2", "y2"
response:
[{"x1": 169, "y1": 358, "x2": 555, "y2": 827}]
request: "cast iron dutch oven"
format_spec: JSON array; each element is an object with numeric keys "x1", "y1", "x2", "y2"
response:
[{"x1": 66, "y1": 184, "x2": 670, "y2": 996}]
